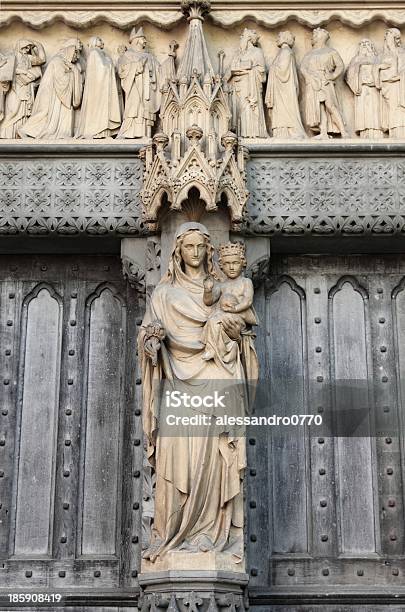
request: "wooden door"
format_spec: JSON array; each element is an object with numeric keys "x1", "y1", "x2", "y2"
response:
[
  {"x1": 0, "y1": 255, "x2": 142, "y2": 608},
  {"x1": 248, "y1": 254, "x2": 405, "y2": 608}
]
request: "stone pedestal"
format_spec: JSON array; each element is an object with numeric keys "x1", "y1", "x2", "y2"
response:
[{"x1": 139, "y1": 570, "x2": 249, "y2": 611}]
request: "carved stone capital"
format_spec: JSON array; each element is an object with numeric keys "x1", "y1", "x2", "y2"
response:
[
  {"x1": 139, "y1": 571, "x2": 248, "y2": 612},
  {"x1": 121, "y1": 237, "x2": 148, "y2": 294},
  {"x1": 122, "y1": 255, "x2": 146, "y2": 293}
]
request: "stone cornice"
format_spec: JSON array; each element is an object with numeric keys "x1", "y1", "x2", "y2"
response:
[
  {"x1": 0, "y1": 141, "x2": 144, "y2": 156},
  {"x1": 2, "y1": 2, "x2": 405, "y2": 29}
]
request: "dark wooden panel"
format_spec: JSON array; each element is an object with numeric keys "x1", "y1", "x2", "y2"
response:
[
  {"x1": 249, "y1": 255, "x2": 405, "y2": 601},
  {"x1": 306, "y1": 274, "x2": 337, "y2": 559},
  {"x1": 247, "y1": 284, "x2": 271, "y2": 586},
  {"x1": 0, "y1": 256, "x2": 140, "y2": 596},
  {"x1": 79, "y1": 284, "x2": 126, "y2": 557},
  {"x1": 268, "y1": 278, "x2": 309, "y2": 555},
  {"x1": 330, "y1": 278, "x2": 377, "y2": 555},
  {"x1": 52, "y1": 278, "x2": 87, "y2": 562},
  {"x1": 14, "y1": 285, "x2": 62, "y2": 557},
  {"x1": 0, "y1": 277, "x2": 22, "y2": 558}
]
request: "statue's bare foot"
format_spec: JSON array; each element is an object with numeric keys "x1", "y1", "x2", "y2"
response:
[{"x1": 196, "y1": 534, "x2": 214, "y2": 552}]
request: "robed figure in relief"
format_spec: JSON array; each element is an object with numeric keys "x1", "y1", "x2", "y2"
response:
[
  {"x1": 346, "y1": 39, "x2": 383, "y2": 139},
  {"x1": 0, "y1": 49, "x2": 15, "y2": 123},
  {"x1": 265, "y1": 30, "x2": 305, "y2": 139},
  {"x1": 0, "y1": 40, "x2": 45, "y2": 139},
  {"x1": 227, "y1": 28, "x2": 268, "y2": 138},
  {"x1": 139, "y1": 222, "x2": 258, "y2": 563},
  {"x1": 301, "y1": 28, "x2": 348, "y2": 138},
  {"x1": 19, "y1": 39, "x2": 83, "y2": 139},
  {"x1": 117, "y1": 27, "x2": 160, "y2": 139},
  {"x1": 76, "y1": 37, "x2": 121, "y2": 139},
  {"x1": 377, "y1": 28, "x2": 405, "y2": 138}
]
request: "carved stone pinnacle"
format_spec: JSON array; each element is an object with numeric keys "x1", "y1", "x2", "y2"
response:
[
  {"x1": 153, "y1": 132, "x2": 170, "y2": 151},
  {"x1": 181, "y1": 0, "x2": 211, "y2": 21},
  {"x1": 186, "y1": 124, "x2": 204, "y2": 145},
  {"x1": 221, "y1": 131, "x2": 238, "y2": 150}
]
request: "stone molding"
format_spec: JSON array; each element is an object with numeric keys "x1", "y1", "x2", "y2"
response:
[{"x1": 1, "y1": 5, "x2": 405, "y2": 30}]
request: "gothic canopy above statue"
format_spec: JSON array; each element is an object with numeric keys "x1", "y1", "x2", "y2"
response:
[{"x1": 140, "y1": 0, "x2": 249, "y2": 232}]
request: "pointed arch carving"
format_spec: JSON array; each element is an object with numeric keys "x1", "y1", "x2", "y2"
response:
[
  {"x1": 266, "y1": 274, "x2": 306, "y2": 302},
  {"x1": 328, "y1": 275, "x2": 369, "y2": 301}
]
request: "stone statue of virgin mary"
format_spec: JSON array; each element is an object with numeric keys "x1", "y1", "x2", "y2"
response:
[{"x1": 139, "y1": 222, "x2": 258, "y2": 565}]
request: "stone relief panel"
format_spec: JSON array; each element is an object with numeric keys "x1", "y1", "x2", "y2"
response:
[
  {"x1": 3, "y1": 154, "x2": 405, "y2": 236},
  {"x1": 2, "y1": 10, "x2": 405, "y2": 141},
  {"x1": 247, "y1": 157, "x2": 405, "y2": 235},
  {"x1": 0, "y1": 157, "x2": 144, "y2": 234}
]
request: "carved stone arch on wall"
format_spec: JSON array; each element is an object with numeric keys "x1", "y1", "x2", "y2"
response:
[
  {"x1": 328, "y1": 274, "x2": 369, "y2": 301},
  {"x1": 211, "y1": 99, "x2": 230, "y2": 135},
  {"x1": 177, "y1": 182, "x2": 215, "y2": 213},
  {"x1": 183, "y1": 96, "x2": 209, "y2": 131},
  {"x1": 147, "y1": 187, "x2": 172, "y2": 221},
  {"x1": 265, "y1": 274, "x2": 306, "y2": 301},
  {"x1": 391, "y1": 276, "x2": 405, "y2": 300},
  {"x1": 84, "y1": 281, "x2": 127, "y2": 310},
  {"x1": 21, "y1": 281, "x2": 63, "y2": 310},
  {"x1": 161, "y1": 100, "x2": 180, "y2": 137},
  {"x1": 215, "y1": 188, "x2": 244, "y2": 228}
]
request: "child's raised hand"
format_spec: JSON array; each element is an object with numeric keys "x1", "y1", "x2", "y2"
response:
[{"x1": 203, "y1": 276, "x2": 214, "y2": 291}]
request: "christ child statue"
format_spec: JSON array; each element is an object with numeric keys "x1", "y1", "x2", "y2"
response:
[{"x1": 202, "y1": 241, "x2": 257, "y2": 364}]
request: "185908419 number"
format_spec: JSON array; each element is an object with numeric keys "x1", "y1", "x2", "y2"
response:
[{"x1": 5, "y1": 593, "x2": 63, "y2": 605}]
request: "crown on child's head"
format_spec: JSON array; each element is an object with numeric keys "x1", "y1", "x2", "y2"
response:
[{"x1": 218, "y1": 241, "x2": 246, "y2": 260}]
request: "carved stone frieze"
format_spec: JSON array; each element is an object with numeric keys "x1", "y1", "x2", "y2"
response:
[
  {"x1": 3, "y1": 152, "x2": 405, "y2": 237},
  {"x1": 0, "y1": 157, "x2": 143, "y2": 235},
  {"x1": 247, "y1": 156, "x2": 405, "y2": 235},
  {"x1": 1, "y1": 10, "x2": 405, "y2": 144}
]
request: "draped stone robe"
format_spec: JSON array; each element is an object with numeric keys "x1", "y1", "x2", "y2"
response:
[
  {"x1": 228, "y1": 45, "x2": 268, "y2": 138},
  {"x1": 117, "y1": 47, "x2": 160, "y2": 139},
  {"x1": 346, "y1": 55, "x2": 382, "y2": 137},
  {"x1": 19, "y1": 51, "x2": 83, "y2": 139},
  {"x1": 0, "y1": 43, "x2": 44, "y2": 139},
  {"x1": 76, "y1": 45, "x2": 121, "y2": 138},
  {"x1": 379, "y1": 48, "x2": 405, "y2": 137},
  {"x1": 266, "y1": 45, "x2": 305, "y2": 138}
]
